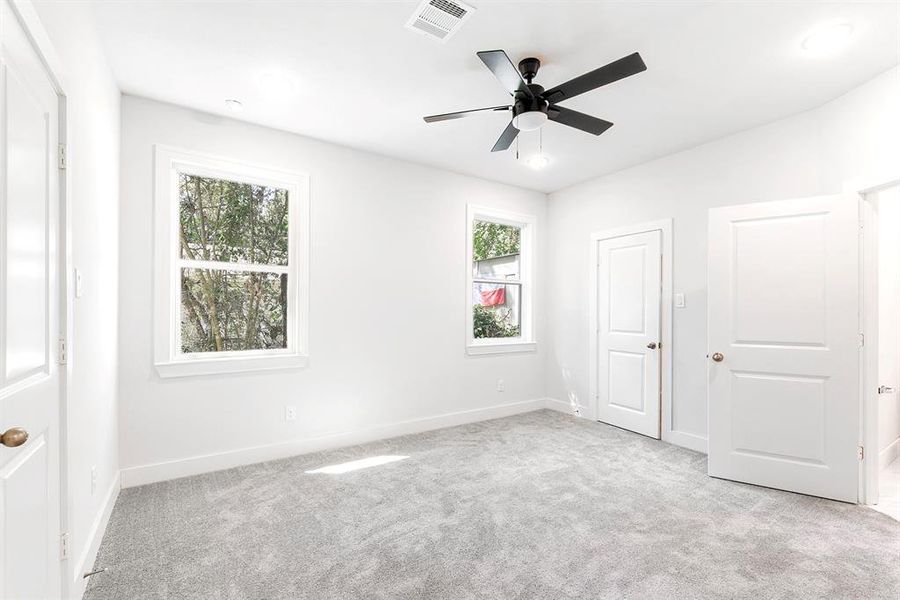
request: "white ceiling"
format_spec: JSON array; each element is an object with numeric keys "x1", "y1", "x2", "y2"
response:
[{"x1": 82, "y1": 1, "x2": 899, "y2": 193}]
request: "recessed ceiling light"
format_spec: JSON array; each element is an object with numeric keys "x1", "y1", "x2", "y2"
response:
[
  {"x1": 801, "y1": 23, "x2": 853, "y2": 56},
  {"x1": 224, "y1": 99, "x2": 243, "y2": 114},
  {"x1": 259, "y1": 70, "x2": 298, "y2": 96},
  {"x1": 525, "y1": 155, "x2": 550, "y2": 170}
]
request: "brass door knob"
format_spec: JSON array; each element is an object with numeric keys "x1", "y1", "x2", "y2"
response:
[
  {"x1": 712, "y1": 352, "x2": 724, "y2": 363},
  {"x1": 647, "y1": 342, "x2": 658, "y2": 349},
  {"x1": 1, "y1": 427, "x2": 28, "y2": 448}
]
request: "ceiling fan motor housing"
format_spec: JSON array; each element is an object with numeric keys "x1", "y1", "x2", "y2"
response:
[
  {"x1": 518, "y1": 57, "x2": 541, "y2": 83},
  {"x1": 515, "y1": 58, "x2": 547, "y2": 120},
  {"x1": 513, "y1": 85, "x2": 548, "y2": 119}
]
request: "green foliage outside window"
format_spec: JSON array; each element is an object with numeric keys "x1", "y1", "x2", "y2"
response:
[
  {"x1": 179, "y1": 174, "x2": 289, "y2": 354},
  {"x1": 473, "y1": 304, "x2": 520, "y2": 339},
  {"x1": 472, "y1": 220, "x2": 520, "y2": 261}
]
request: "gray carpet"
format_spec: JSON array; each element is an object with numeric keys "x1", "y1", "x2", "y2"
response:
[{"x1": 85, "y1": 410, "x2": 900, "y2": 600}]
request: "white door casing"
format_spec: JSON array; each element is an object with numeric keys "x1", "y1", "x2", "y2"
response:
[
  {"x1": 708, "y1": 194, "x2": 859, "y2": 503},
  {"x1": 0, "y1": 0, "x2": 62, "y2": 597},
  {"x1": 595, "y1": 230, "x2": 662, "y2": 438}
]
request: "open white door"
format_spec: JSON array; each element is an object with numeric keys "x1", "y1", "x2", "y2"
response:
[
  {"x1": 0, "y1": 1, "x2": 62, "y2": 597},
  {"x1": 595, "y1": 230, "x2": 662, "y2": 438},
  {"x1": 708, "y1": 194, "x2": 859, "y2": 503}
]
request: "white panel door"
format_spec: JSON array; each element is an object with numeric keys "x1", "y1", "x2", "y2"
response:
[
  {"x1": 0, "y1": 1, "x2": 62, "y2": 597},
  {"x1": 596, "y1": 230, "x2": 662, "y2": 438},
  {"x1": 708, "y1": 194, "x2": 859, "y2": 503}
]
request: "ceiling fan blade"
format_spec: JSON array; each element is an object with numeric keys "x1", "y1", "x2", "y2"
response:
[
  {"x1": 491, "y1": 120, "x2": 520, "y2": 152},
  {"x1": 423, "y1": 105, "x2": 511, "y2": 123},
  {"x1": 548, "y1": 106, "x2": 613, "y2": 135},
  {"x1": 542, "y1": 52, "x2": 646, "y2": 104},
  {"x1": 477, "y1": 50, "x2": 534, "y2": 99}
]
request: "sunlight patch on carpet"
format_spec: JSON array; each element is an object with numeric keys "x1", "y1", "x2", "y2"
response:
[{"x1": 305, "y1": 455, "x2": 409, "y2": 474}]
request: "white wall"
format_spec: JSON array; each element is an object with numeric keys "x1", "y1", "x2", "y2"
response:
[
  {"x1": 32, "y1": 2, "x2": 121, "y2": 597},
  {"x1": 876, "y1": 185, "x2": 900, "y2": 467},
  {"x1": 546, "y1": 67, "x2": 900, "y2": 450},
  {"x1": 118, "y1": 96, "x2": 547, "y2": 485}
]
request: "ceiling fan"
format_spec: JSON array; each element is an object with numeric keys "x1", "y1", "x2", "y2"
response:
[{"x1": 423, "y1": 50, "x2": 646, "y2": 152}]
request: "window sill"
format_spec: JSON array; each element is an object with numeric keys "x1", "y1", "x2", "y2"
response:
[
  {"x1": 155, "y1": 353, "x2": 308, "y2": 378},
  {"x1": 466, "y1": 341, "x2": 537, "y2": 356}
]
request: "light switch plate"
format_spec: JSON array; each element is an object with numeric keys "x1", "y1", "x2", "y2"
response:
[{"x1": 675, "y1": 293, "x2": 685, "y2": 308}]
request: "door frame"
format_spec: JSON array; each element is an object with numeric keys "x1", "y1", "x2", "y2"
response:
[
  {"x1": 589, "y1": 218, "x2": 673, "y2": 440},
  {"x1": 5, "y1": 0, "x2": 71, "y2": 595},
  {"x1": 857, "y1": 175, "x2": 900, "y2": 506}
]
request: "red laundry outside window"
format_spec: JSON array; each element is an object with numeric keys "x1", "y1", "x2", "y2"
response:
[{"x1": 480, "y1": 287, "x2": 506, "y2": 306}]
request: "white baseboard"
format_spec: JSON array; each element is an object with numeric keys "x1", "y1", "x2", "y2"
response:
[
  {"x1": 121, "y1": 398, "x2": 547, "y2": 488},
  {"x1": 880, "y1": 437, "x2": 900, "y2": 470},
  {"x1": 72, "y1": 471, "x2": 120, "y2": 599},
  {"x1": 544, "y1": 397, "x2": 585, "y2": 416},
  {"x1": 664, "y1": 429, "x2": 708, "y2": 454},
  {"x1": 544, "y1": 397, "x2": 708, "y2": 453}
]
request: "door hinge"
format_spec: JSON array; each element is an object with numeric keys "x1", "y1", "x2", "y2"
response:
[
  {"x1": 859, "y1": 332, "x2": 865, "y2": 348},
  {"x1": 58, "y1": 144, "x2": 67, "y2": 170},
  {"x1": 58, "y1": 337, "x2": 67, "y2": 365},
  {"x1": 60, "y1": 532, "x2": 69, "y2": 560},
  {"x1": 857, "y1": 446, "x2": 865, "y2": 461}
]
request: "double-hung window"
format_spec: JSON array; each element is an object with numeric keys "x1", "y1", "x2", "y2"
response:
[
  {"x1": 153, "y1": 146, "x2": 309, "y2": 377},
  {"x1": 466, "y1": 205, "x2": 536, "y2": 354}
]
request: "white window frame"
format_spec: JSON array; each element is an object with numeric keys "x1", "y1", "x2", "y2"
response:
[
  {"x1": 466, "y1": 204, "x2": 536, "y2": 355},
  {"x1": 153, "y1": 145, "x2": 310, "y2": 378}
]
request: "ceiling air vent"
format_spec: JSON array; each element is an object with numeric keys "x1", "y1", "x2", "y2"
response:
[{"x1": 405, "y1": 0, "x2": 475, "y2": 43}]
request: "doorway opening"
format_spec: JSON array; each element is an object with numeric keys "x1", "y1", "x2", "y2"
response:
[{"x1": 863, "y1": 183, "x2": 900, "y2": 519}]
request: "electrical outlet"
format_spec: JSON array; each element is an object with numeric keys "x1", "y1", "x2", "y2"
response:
[
  {"x1": 90, "y1": 466, "x2": 97, "y2": 495},
  {"x1": 496, "y1": 379, "x2": 505, "y2": 392},
  {"x1": 285, "y1": 406, "x2": 297, "y2": 421}
]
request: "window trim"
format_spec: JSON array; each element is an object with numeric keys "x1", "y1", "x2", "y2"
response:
[
  {"x1": 466, "y1": 204, "x2": 536, "y2": 355},
  {"x1": 153, "y1": 145, "x2": 310, "y2": 378}
]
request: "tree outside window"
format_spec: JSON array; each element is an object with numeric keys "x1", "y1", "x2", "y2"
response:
[{"x1": 178, "y1": 174, "x2": 290, "y2": 354}]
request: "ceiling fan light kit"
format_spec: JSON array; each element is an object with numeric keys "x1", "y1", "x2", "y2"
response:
[
  {"x1": 424, "y1": 49, "x2": 647, "y2": 154},
  {"x1": 513, "y1": 111, "x2": 547, "y2": 132}
]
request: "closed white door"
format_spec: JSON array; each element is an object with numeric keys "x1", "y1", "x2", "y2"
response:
[
  {"x1": 0, "y1": 1, "x2": 62, "y2": 597},
  {"x1": 708, "y1": 194, "x2": 859, "y2": 503},
  {"x1": 595, "y1": 230, "x2": 662, "y2": 438}
]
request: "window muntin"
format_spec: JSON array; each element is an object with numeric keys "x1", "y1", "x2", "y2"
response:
[{"x1": 466, "y1": 206, "x2": 535, "y2": 353}]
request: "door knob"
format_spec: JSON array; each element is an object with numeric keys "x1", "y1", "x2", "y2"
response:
[
  {"x1": 1, "y1": 427, "x2": 28, "y2": 448},
  {"x1": 647, "y1": 342, "x2": 658, "y2": 349},
  {"x1": 711, "y1": 352, "x2": 724, "y2": 363}
]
